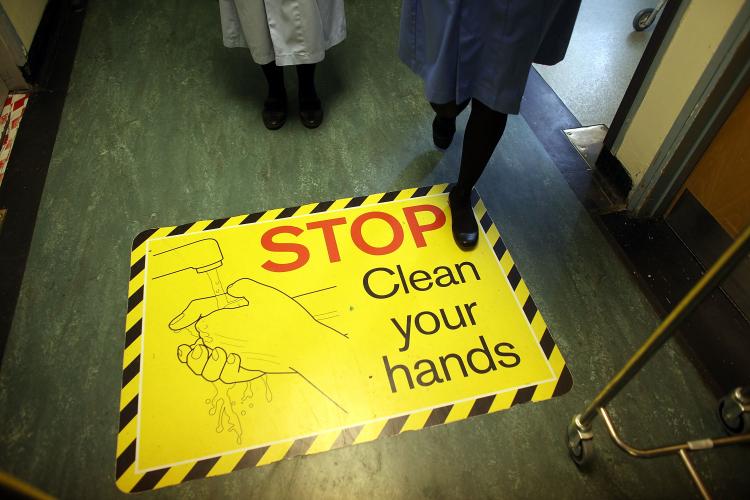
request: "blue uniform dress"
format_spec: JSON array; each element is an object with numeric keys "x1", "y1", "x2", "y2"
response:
[{"x1": 399, "y1": 0, "x2": 581, "y2": 114}]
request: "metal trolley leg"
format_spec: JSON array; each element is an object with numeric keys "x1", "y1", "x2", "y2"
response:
[
  {"x1": 566, "y1": 225, "x2": 750, "y2": 498},
  {"x1": 718, "y1": 386, "x2": 750, "y2": 435}
]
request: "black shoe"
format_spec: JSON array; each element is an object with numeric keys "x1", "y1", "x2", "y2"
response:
[
  {"x1": 433, "y1": 115, "x2": 456, "y2": 150},
  {"x1": 448, "y1": 189, "x2": 478, "y2": 249},
  {"x1": 299, "y1": 97, "x2": 323, "y2": 129},
  {"x1": 262, "y1": 97, "x2": 287, "y2": 130}
]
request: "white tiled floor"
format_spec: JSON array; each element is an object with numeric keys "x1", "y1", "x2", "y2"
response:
[{"x1": 535, "y1": 0, "x2": 656, "y2": 126}]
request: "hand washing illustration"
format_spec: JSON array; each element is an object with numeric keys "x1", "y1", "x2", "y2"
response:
[{"x1": 151, "y1": 238, "x2": 350, "y2": 443}]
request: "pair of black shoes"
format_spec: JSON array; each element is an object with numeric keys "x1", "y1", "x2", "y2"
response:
[
  {"x1": 433, "y1": 115, "x2": 479, "y2": 250},
  {"x1": 263, "y1": 96, "x2": 323, "y2": 130}
]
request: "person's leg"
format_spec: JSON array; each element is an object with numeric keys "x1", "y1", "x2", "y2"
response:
[
  {"x1": 260, "y1": 61, "x2": 287, "y2": 130},
  {"x1": 296, "y1": 63, "x2": 323, "y2": 128},
  {"x1": 430, "y1": 99, "x2": 470, "y2": 149},
  {"x1": 296, "y1": 63, "x2": 318, "y2": 102},
  {"x1": 449, "y1": 98, "x2": 508, "y2": 248}
]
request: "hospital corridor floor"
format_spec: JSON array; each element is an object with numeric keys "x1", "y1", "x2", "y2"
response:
[{"x1": 0, "y1": 1, "x2": 748, "y2": 499}]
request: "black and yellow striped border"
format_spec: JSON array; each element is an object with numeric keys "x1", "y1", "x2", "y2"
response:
[{"x1": 116, "y1": 184, "x2": 572, "y2": 493}]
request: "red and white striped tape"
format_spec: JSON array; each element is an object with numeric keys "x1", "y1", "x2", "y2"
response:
[{"x1": 0, "y1": 92, "x2": 30, "y2": 186}]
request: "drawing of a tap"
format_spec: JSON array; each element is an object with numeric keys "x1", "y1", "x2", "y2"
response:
[
  {"x1": 152, "y1": 238, "x2": 224, "y2": 276},
  {"x1": 152, "y1": 238, "x2": 234, "y2": 308}
]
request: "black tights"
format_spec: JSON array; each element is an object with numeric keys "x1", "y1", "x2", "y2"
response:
[
  {"x1": 432, "y1": 99, "x2": 508, "y2": 198},
  {"x1": 260, "y1": 62, "x2": 318, "y2": 102}
]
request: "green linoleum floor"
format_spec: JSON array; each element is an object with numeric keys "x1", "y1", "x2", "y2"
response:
[{"x1": 1, "y1": 1, "x2": 748, "y2": 498}]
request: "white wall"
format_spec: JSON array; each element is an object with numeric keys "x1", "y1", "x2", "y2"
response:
[
  {"x1": 613, "y1": 0, "x2": 745, "y2": 188},
  {"x1": 1, "y1": 0, "x2": 48, "y2": 50}
]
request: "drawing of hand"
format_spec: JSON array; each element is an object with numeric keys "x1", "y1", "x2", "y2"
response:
[
  {"x1": 176, "y1": 338, "x2": 266, "y2": 384},
  {"x1": 169, "y1": 294, "x2": 247, "y2": 331},
  {"x1": 170, "y1": 278, "x2": 349, "y2": 410}
]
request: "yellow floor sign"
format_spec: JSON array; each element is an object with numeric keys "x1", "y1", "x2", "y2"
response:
[{"x1": 116, "y1": 185, "x2": 572, "y2": 492}]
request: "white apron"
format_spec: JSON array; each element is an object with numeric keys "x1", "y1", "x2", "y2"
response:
[{"x1": 220, "y1": 0, "x2": 347, "y2": 66}]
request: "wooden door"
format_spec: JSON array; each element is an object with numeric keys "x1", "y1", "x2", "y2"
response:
[{"x1": 684, "y1": 85, "x2": 750, "y2": 236}]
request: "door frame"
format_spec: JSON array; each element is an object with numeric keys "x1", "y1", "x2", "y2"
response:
[
  {"x1": 602, "y1": 1, "x2": 750, "y2": 217},
  {"x1": 628, "y1": 3, "x2": 750, "y2": 217}
]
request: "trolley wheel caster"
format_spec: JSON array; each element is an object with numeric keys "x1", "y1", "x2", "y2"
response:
[
  {"x1": 633, "y1": 8, "x2": 655, "y2": 31},
  {"x1": 567, "y1": 415, "x2": 594, "y2": 467},
  {"x1": 718, "y1": 387, "x2": 750, "y2": 435}
]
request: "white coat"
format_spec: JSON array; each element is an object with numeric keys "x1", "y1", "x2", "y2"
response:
[{"x1": 220, "y1": 0, "x2": 347, "y2": 66}]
